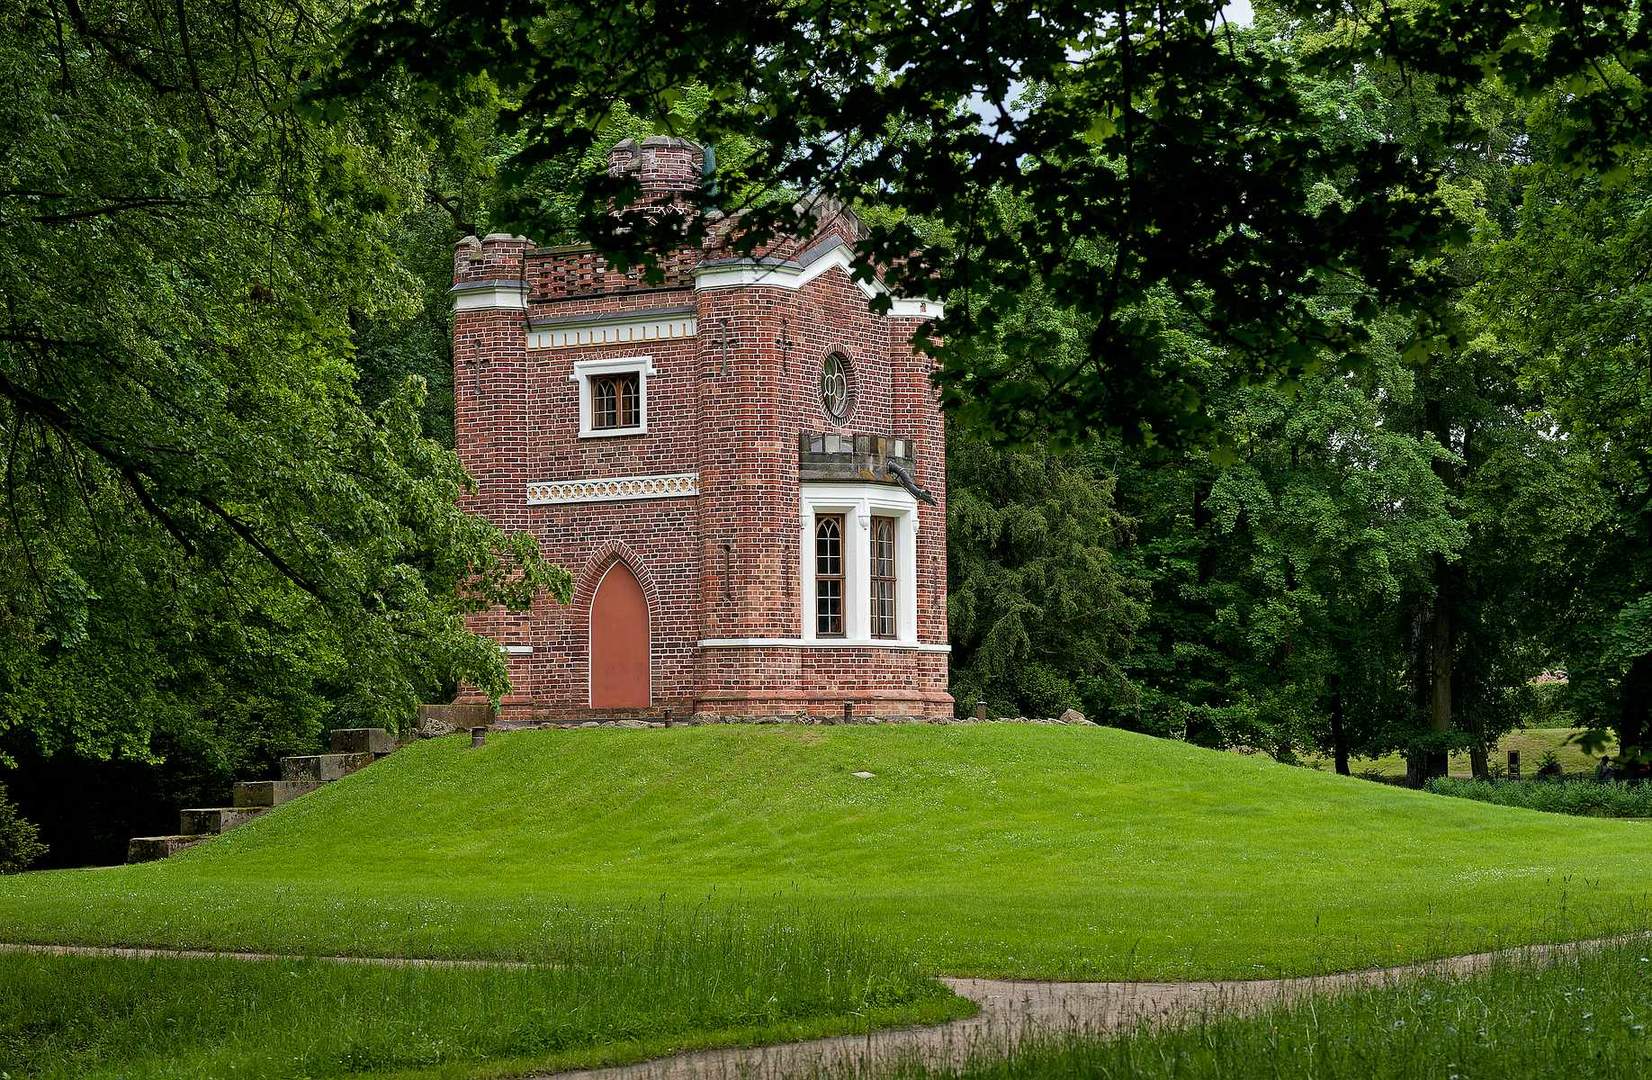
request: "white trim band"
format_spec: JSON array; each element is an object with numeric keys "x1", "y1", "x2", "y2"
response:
[
  {"x1": 695, "y1": 239, "x2": 943, "y2": 319},
  {"x1": 698, "y1": 637, "x2": 951, "y2": 653},
  {"x1": 500, "y1": 645, "x2": 534, "y2": 655},
  {"x1": 527, "y1": 472, "x2": 698, "y2": 505},
  {"x1": 529, "y1": 316, "x2": 696, "y2": 349},
  {"x1": 452, "y1": 281, "x2": 529, "y2": 311}
]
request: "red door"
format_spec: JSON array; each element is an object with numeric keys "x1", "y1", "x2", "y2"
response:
[{"x1": 590, "y1": 562, "x2": 650, "y2": 708}]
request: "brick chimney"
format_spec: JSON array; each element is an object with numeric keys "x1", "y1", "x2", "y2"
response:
[{"x1": 607, "y1": 136, "x2": 704, "y2": 203}]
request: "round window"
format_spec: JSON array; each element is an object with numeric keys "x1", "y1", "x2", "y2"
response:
[{"x1": 820, "y1": 353, "x2": 852, "y2": 422}]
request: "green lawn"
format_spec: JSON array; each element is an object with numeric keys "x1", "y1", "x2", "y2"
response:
[
  {"x1": 0, "y1": 725, "x2": 1648, "y2": 981},
  {"x1": 895, "y1": 940, "x2": 1652, "y2": 1079},
  {"x1": 0, "y1": 940, "x2": 964, "y2": 1080},
  {"x1": 1300, "y1": 726, "x2": 1611, "y2": 780}
]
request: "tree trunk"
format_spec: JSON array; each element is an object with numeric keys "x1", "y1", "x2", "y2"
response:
[
  {"x1": 1619, "y1": 653, "x2": 1652, "y2": 779},
  {"x1": 1417, "y1": 396, "x2": 1457, "y2": 783},
  {"x1": 1469, "y1": 745, "x2": 1489, "y2": 779},
  {"x1": 1329, "y1": 674, "x2": 1350, "y2": 776},
  {"x1": 1423, "y1": 561, "x2": 1453, "y2": 780},
  {"x1": 1186, "y1": 473, "x2": 1216, "y2": 746}
]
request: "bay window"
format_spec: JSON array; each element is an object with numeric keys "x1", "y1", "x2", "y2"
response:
[{"x1": 799, "y1": 483, "x2": 919, "y2": 646}]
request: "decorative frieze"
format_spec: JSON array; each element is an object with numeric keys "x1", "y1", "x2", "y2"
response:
[
  {"x1": 527, "y1": 310, "x2": 697, "y2": 349},
  {"x1": 526, "y1": 472, "x2": 699, "y2": 506}
]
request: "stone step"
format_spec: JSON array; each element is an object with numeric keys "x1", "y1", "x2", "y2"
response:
[
  {"x1": 233, "y1": 780, "x2": 323, "y2": 808},
  {"x1": 279, "y1": 752, "x2": 374, "y2": 783},
  {"x1": 417, "y1": 702, "x2": 494, "y2": 730},
  {"x1": 127, "y1": 835, "x2": 205, "y2": 863},
  {"x1": 329, "y1": 727, "x2": 397, "y2": 756},
  {"x1": 178, "y1": 806, "x2": 266, "y2": 836}
]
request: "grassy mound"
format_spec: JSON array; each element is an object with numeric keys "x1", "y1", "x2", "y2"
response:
[{"x1": 0, "y1": 725, "x2": 1648, "y2": 979}]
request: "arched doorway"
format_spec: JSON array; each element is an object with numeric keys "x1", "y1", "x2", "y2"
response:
[{"x1": 590, "y1": 561, "x2": 650, "y2": 708}]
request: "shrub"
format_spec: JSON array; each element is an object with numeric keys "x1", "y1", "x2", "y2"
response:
[
  {"x1": 0, "y1": 784, "x2": 46, "y2": 873},
  {"x1": 1426, "y1": 776, "x2": 1652, "y2": 818}
]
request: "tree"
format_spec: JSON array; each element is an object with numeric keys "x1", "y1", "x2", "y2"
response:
[
  {"x1": 0, "y1": 1, "x2": 565, "y2": 785},
  {"x1": 1471, "y1": 126, "x2": 1652, "y2": 771}
]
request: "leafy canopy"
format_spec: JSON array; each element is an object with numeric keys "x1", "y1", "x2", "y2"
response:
[
  {"x1": 335, "y1": 0, "x2": 1648, "y2": 442},
  {"x1": 0, "y1": 0, "x2": 565, "y2": 767}
]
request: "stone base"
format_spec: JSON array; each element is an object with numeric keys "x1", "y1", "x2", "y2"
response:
[
  {"x1": 693, "y1": 688, "x2": 955, "y2": 719},
  {"x1": 493, "y1": 711, "x2": 1097, "y2": 731},
  {"x1": 494, "y1": 689, "x2": 955, "y2": 727}
]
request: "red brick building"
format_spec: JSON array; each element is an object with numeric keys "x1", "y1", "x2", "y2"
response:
[{"x1": 451, "y1": 137, "x2": 951, "y2": 721}]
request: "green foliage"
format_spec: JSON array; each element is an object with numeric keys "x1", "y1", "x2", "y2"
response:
[
  {"x1": 947, "y1": 425, "x2": 1145, "y2": 721},
  {"x1": 888, "y1": 941, "x2": 1652, "y2": 1079},
  {"x1": 0, "y1": 783, "x2": 46, "y2": 873},
  {"x1": 1467, "y1": 112, "x2": 1652, "y2": 758},
  {"x1": 1525, "y1": 682, "x2": 1580, "y2": 730},
  {"x1": 1, "y1": 726, "x2": 1650, "y2": 981},
  {"x1": 335, "y1": 0, "x2": 1652, "y2": 444},
  {"x1": 0, "y1": 913, "x2": 960, "y2": 1078},
  {"x1": 1427, "y1": 777, "x2": 1652, "y2": 818},
  {"x1": 0, "y1": 0, "x2": 567, "y2": 786}
]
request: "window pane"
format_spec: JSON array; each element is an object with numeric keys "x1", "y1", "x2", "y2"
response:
[
  {"x1": 592, "y1": 373, "x2": 641, "y2": 430},
  {"x1": 815, "y1": 515, "x2": 844, "y2": 636},
  {"x1": 817, "y1": 579, "x2": 842, "y2": 636},
  {"x1": 821, "y1": 354, "x2": 851, "y2": 421},
  {"x1": 871, "y1": 516, "x2": 897, "y2": 639},
  {"x1": 594, "y1": 377, "x2": 616, "y2": 428}
]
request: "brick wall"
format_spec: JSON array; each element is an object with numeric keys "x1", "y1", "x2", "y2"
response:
[{"x1": 452, "y1": 141, "x2": 952, "y2": 721}]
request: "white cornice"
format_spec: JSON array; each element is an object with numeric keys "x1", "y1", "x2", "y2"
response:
[
  {"x1": 888, "y1": 297, "x2": 944, "y2": 319},
  {"x1": 698, "y1": 637, "x2": 952, "y2": 653},
  {"x1": 526, "y1": 472, "x2": 698, "y2": 506},
  {"x1": 695, "y1": 240, "x2": 944, "y2": 319},
  {"x1": 451, "y1": 279, "x2": 529, "y2": 312}
]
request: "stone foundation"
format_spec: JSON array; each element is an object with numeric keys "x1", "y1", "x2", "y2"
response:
[{"x1": 485, "y1": 711, "x2": 1096, "y2": 733}]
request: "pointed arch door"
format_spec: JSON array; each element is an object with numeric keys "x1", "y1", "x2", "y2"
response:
[{"x1": 590, "y1": 561, "x2": 650, "y2": 708}]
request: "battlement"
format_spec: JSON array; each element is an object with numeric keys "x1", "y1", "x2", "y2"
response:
[{"x1": 526, "y1": 244, "x2": 698, "y2": 307}]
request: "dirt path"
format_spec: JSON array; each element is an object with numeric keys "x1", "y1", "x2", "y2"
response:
[{"x1": 542, "y1": 935, "x2": 1647, "y2": 1080}]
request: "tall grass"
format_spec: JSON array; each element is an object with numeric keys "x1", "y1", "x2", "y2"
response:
[
  {"x1": 1427, "y1": 776, "x2": 1652, "y2": 818},
  {"x1": 879, "y1": 941, "x2": 1652, "y2": 1079},
  {"x1": 0, "y1": 908, "x2": 966, "y2": 1079}
]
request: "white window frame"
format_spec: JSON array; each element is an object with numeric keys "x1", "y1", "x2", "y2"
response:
[
  {"x1": 569, "y1": 355, "x2": 655, "y2": 438},
  {"x1": 799, "y1": 482, "x2": 919, "y2": 646}
]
